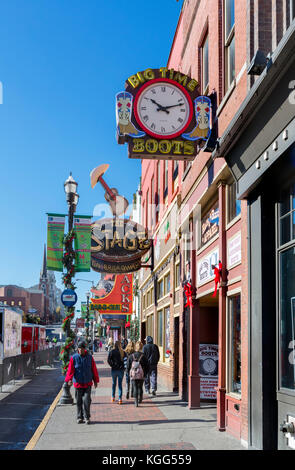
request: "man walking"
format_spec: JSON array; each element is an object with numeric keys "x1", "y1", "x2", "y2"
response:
[
  {"x1": 143, "y1": 336, "x2": 160, "y2": 396},
  {"x1": 65, "y1": 338, "x2": 99, "y2": 424}
]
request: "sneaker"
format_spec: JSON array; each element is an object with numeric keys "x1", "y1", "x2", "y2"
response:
[
  {"x1": 118, "y1": 399, "x2": 123, "y2": 405},
  {"x1": 85, "y1": 419, "x2": 90, "y2": 425},
  {"x1": 77, "y1": 419, "x2": 84, "y2": 424},
  {"x1": 152, "y1": 390, "x2": 156, "y2": 396},
  {"x1": 126, "y1": 392, "x2": 129, "y2": 400},
  {"x1": 111, "y1": 397, "x2": 115, "y2": 402}
]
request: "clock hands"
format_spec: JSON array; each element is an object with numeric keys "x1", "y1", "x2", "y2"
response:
[
  {"x1": 149, "y1": 98, "x2": 170, "y2": 114},
  {"x1": 148, "y1": 98, "x2": 185, "y2": 113}
]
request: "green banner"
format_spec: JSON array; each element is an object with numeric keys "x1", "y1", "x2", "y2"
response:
[
  {"x1": 47, "y1": 213, "x2": 66, "y2": 272},
  {"x1": 74, "y1": 215, "x2": 92, "y2": 272}
]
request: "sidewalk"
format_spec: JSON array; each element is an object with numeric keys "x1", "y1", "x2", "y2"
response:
[{"x1": 27, "y1": 351, "x2": 246, "y2": 451}]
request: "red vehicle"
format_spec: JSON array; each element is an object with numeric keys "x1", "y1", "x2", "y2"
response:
[{"x1": 21, "y1": 324, "x2": 47, "y2": 354}]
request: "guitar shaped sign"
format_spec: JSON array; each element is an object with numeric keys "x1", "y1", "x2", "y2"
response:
[{"x1": 90, "y1": 164, "x2": 129, "y2": 216}]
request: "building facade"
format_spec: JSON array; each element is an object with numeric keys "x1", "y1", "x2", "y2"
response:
[{"x1": 139, "y1": 0, "x2": 295, "y2": 449}]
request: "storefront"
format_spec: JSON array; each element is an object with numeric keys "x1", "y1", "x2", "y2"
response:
[{"x1": 213, "y1": 21, "x2": 295, "y2": 450}]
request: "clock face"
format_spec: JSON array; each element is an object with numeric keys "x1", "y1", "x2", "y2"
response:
[{"x1": 134, "y1": 78, "x2": 193, "y2": 139}]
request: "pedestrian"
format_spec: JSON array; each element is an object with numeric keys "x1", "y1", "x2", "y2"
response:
[
  {"x1": 65, "y1": 338, "x2": 99, "y2": 425},
  {"x1": 107, "y1": 340, "x2": 126, "y2": 404},
  {"x1": 107, "y1": 337, "x2": 114, "y2": 352},
  {"x1": 124, "y1": 340, "x2": 135, "y2": 399},
  {"x1": 127, "y1": 341, "x2": 149, "y2": 407},
  {"x1": 143, "y1": 336, "x2": 160, "y2": 396},
  {"x1": 99, "y1": 339, "x2": 103, "y2": 351}
]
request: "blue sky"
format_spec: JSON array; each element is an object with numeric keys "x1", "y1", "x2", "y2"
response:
[{"x1": 0, "y1": 0, "x2": 182, "y2": 310}]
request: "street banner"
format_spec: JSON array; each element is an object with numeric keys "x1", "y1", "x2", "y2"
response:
[
  {"x1": 74, "y1": 215, "x2": 92, "y2": 272},
  {"x1": 91, "y1": 273, "x2": 133, "y2": 315},
  {"x1": 47, "y1": 213, "x2": 66, "y2": 272}
]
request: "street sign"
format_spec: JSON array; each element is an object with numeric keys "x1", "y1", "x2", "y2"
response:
[{"x1": 61, "y1": 289, "x2": 78, "y2": 307}]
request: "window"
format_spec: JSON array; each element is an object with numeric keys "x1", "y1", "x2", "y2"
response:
[
  {"x1": 224, "y1": 0, "x2": 235, "y2": 92},
  {"x1": 164, "y1": 273, "x2": 170, "y2": 295},
  {"x1": 18, "y1": 301, "x2": 22, "y2": 306},
  {"x1": 11, "y1": 301, "x2": 15, "y2": 306},
  {"x1": 201, "y1": 200, "x2": 219, "y2": 247},
  {"x1": 151, "y1": 176, "x2": 155, "y2": 229},
  {"x1": 172, "y1": 161, "x2": 179, "y2": 193},
  {"x1": 228, "y1": 294, "x2": 241, "y2": 394},
  {"x1": 202, "y1": 34, "x2": 209, "y2": 93},
  {"x1": 157, "y1": 279, "x2": 164, "y2": 299},
  {"x1": 164, "y1": 160, "x2": 168, "y2": 200},
  {"x1": 279, "y1": 184, "x2": 295, "y2": 246},
  {"x1": 146, "y1": 314, "x2": 154, "y2": 338},
  {"x1": 227, "y1": 181, "x2": 241, "y2": 223},
  {"x1": 143, "y1": 294, "x2": 146, "y2": 310},
  {"x1": 164, "y1": 307, "x2": 170, "y2": 362},
  {"x1": 158, "y1": 310, "x2": 163, "y2": 347},
  {"x1": 292, "y1": 0, "x2": 295, "y2": 19},
  {"x1": 175, "y1": 262, "x2": 180, "y2": 289}
]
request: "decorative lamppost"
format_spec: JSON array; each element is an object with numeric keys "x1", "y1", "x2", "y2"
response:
[{"x1": 59, "y1": 173, "x2": 79, "y2": 405}]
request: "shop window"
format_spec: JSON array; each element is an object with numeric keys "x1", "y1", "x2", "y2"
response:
[
  {"x1": 224, "y1": 0, "x2": 235, "y2": 92},
  {"x1": 228, "y1": 294, "x2": 241, "y2": 395},
  {"x1": 164, "y1": 307, "x2": 170, "y2": 363},
  {"x1": 227, "y1": 181, "x2": 241, "y2": 223},
  {"x1": 200, "y1": 200, "x2": 219, "y2": 247},
  {"x1": 18, "y1": 301, "x2": 22, "y2": 306},
  {"x1": 11, "y1": 301, "x2": 15, "y2": 306},
  {"x1": 146, "y1": 314, "x2": 154, "y2": 338},
  {"x1": 158, "y1": 310, "x2": 163, "y2": 347},
  {"x1": 202, "y1": 34, "x2": 209, "y2": 94},
  {"x1": 157, "y1": 279, "x2": 164, "y2": 299},
  {"x1": 279, "y1": 183, "x2": 295, "y2": 246}
]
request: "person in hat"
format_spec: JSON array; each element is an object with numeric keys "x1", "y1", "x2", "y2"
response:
[{"x1": 65, "y1": 338, "x2": 99, "y2": 424}]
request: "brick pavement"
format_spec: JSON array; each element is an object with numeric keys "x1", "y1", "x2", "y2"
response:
[{"x1": 31, "y1": 350, "x2": 247, "y2": 450}]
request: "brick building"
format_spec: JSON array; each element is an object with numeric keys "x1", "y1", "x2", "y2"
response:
[{"x1": 139, "y1": 0, "x2": 295, "y2": 450}]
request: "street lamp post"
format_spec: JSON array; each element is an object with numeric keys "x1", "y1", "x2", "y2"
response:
[{"x1": 59, "y1": 173, "x2": 79, "y2": 405}]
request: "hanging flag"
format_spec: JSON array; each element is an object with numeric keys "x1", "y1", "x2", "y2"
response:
[
  {"x1": 47, "y1": 213, "x2": 66, "y2": 272},
  {"x1": 74, "y1": 215, "x2": 92, "y2": 272}
]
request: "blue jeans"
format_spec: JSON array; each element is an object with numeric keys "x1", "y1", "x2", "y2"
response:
[{"x1": 111, "y1": 369, "x2": 124, "y2": 399}]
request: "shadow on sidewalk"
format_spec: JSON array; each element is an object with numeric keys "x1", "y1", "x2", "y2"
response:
[{"x1": 88, "y1": 417, "x2": 217, "y2": 426}]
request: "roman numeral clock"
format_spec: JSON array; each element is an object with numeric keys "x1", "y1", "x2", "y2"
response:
[{"x1": 116, "y1": 68, "x2": 212, "y2": 161}]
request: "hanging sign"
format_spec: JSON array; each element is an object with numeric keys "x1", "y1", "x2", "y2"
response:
[
  {"x1": 91, "y1": 218, "x2": 151, "y2": 273},
  {"x1": 90, "y1": 274, "x2": 133, "y2": 315},
  {"x1": 116, "y1": 67, "x2": 212, "y2": 161},
  {"x1": 46, "y1": 213, "x2": 66, "y2": 272},
  {"x1": 74, "y1": 215, "x2": 92, "y2": 272}
]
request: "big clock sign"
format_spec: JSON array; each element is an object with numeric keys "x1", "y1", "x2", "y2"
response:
[{"x1": 116, "y1": 67, "x2": 212, "y2": 160}]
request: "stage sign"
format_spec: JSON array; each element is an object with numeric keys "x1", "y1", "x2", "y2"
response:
[
  {"x1": 116, "y1": 67, "x2": 212, "y2": 161},
  {"x1": 90, "y1": 273, "x2": 133, "y2": 315},
  {"x1": 91, "y1": 218, "x2": 151, "y2": 274}
]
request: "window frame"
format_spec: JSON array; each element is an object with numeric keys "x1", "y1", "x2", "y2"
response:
[
  {"x1": 224, "y1": 0, "x2": 235, "y2": 92},
  {"x1": 227, "y1": 292, "x2": 242, "y2": 396},
  {"x1": 202, "y1": 33, "x2": 209, "y2": 94}
]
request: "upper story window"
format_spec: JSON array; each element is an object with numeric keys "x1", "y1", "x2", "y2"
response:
[
  {"x1": 164, "y1": 160, "x2": 168, "y2": 200},
  {"x1": 202, "y1": 34, "x2": 209, "y2": 94},
  {"x1": 224, "y1": 0, "x2": 235, "y2": 92},
  {"x1": 279, "y1": 183, "x2": 295, "y2": 246},
  {"x1": 227, "y1": 181, "x2": 241, "y2": 223},
  {"x1": 292, "y1": 0, "x2": 295, "y2": 19}
]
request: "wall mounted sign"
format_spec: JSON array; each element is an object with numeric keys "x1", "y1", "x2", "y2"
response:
[
  {"x1": 91, "y1": 218, "x2": 151, "y2": 273},
  {"x1": 116, "y1": 67, "x2": 212, "y2": 161},
  {"x1": 197, "y1": 247, "x2": 219, "y2": 287},
  {"x1": 201, "y1": 201, "x2": 219, "y2": 246},
  {"x1": 90, "y1": 274, "x2": 133, "y2": 315},
  {"x1": 227, "y1": 231, "x2": 241, "y2": 269}
]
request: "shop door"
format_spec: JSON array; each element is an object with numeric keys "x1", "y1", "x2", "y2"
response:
[{"x1": 277, "y1": 183, "x2": 295, "y2": 449}]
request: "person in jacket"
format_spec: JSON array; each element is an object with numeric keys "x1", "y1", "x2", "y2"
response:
[
  {"x1": 107, "y1": 340, "x2": 126, "y2": 404},
  {"x1": 65, "y1": 338, "x2": 99, "y2": 424},
  {"x1": 143, "y1": 336, "x2": 160, "y2": 396},
  {"x1": 126, "y1": 341, "x2": 149, "y2": 407},
  {"x1": 124, "y1": 340, "x2": 135, "y2": 399}
]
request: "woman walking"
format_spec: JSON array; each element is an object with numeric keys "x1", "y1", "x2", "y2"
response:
[
  {"x1": 107, "y1": 340, "x2": 126, "y2": 404},
  {"x1": 126, "y1": 341, "x2": 149, "y2": 407},
  {"x1": 124, "y1": 340, "x2": 135, "y2": 399}
]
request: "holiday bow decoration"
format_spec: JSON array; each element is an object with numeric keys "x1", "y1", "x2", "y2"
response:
[
  {"x1": 183, "y1": 281, "x2": 194, "y2": 307},
  {"x1": 212, "y1": 260, "x2": 222, "y2": 297}
]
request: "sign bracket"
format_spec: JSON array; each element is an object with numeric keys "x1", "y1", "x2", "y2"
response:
[{"x1": 140, "y1": 243, "x2": 154, "y2": 271}]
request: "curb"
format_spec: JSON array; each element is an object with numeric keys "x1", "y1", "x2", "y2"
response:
[{"x1": 25, "y1": 386, "x2": 64, "y2": 450}]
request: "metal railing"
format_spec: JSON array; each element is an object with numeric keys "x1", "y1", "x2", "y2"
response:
[{"x1": 0, "y1": 346, "x2": 61, "y2": 389}]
